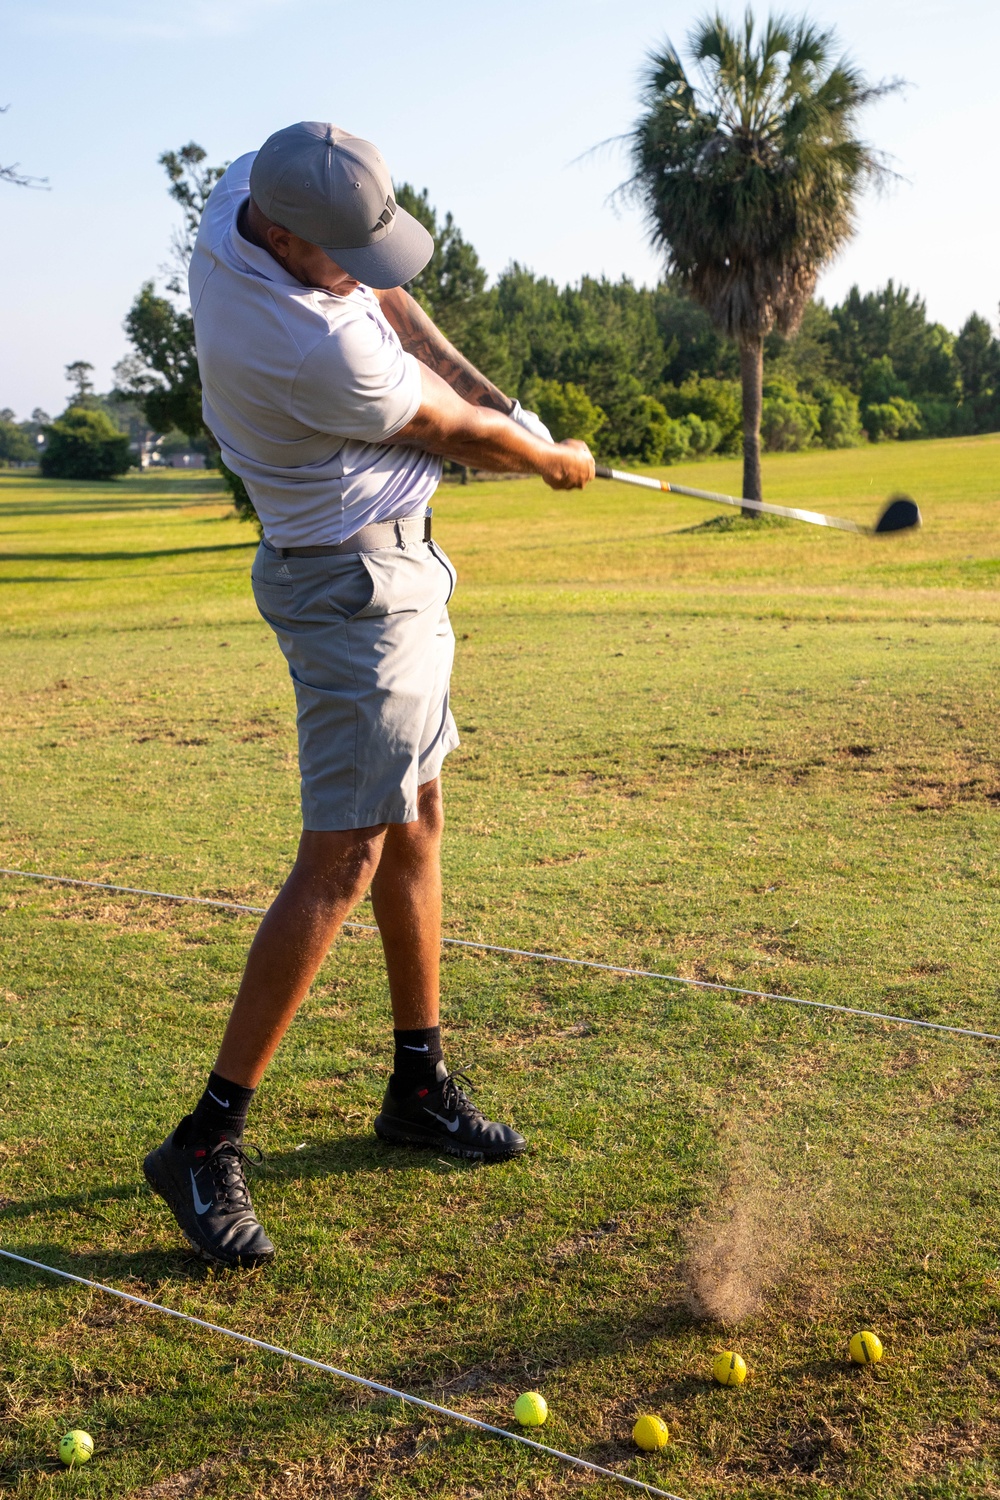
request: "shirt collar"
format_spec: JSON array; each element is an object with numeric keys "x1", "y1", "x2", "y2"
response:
[
  {"x1": 226, "y1": 196, "x2": 302, "y2": 288},
  {"x1": 224, "y1": 195, "x2": 373, "y2": 305}
]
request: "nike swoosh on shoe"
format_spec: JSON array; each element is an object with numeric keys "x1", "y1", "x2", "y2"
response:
[
  {"x1": 190, "y1": 1169, "x2": 214, "y2": 1215},
  {"x1": 424, "y1": 1109, "x2": 460, "y2": 1133}
]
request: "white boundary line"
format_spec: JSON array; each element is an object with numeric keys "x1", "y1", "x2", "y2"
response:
[
  {"x1": 3, "y1": 867, "x2": 998, "y2": 1045},
  {"x1": 0, "y1": 1248, "x2": 684, "y2": 1499}
]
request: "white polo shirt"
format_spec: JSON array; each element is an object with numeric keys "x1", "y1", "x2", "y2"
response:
[{"x1": 189, "y1": 153, "x2": 441, "y2": 548}]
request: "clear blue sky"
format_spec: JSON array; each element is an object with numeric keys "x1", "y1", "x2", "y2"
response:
[{"x1": 2, "y1": 0, "x2": 996, "y2": 418}]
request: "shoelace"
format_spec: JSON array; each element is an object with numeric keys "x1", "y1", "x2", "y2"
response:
[
  {"x1": 199, "y1": 1139, "x2": 264, "y2": 1213},
  {"x1": 438, "y1": 1071, "x2": 484, "y2": 1122}
]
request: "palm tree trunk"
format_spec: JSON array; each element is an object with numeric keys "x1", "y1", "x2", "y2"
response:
[{"x1": 739, "y1": 336, "x2": 764, "y2": 512}]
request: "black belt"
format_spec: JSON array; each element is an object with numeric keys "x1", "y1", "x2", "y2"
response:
[{"x1": 264, "y1": 511, "x2": 431, "y2": 558}]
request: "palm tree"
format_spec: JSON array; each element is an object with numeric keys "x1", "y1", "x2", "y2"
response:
[{"x1": 625, "y1": 12, "x2": 897, "y2": 507}]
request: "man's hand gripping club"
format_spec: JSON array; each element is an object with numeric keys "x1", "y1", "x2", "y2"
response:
[{"x1": 392, "y1": 363, "x2": 595, "y2": 491}]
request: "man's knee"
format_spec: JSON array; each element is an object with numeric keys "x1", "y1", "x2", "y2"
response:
[
  {"x1": 415, "y1": 778, "x2": 444, "y2": 841},
  {"x1": 296, "y1": 825, "x2": 386, "y2": 899}
]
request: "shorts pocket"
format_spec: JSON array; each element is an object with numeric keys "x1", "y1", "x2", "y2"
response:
[
  {"x1": 333, "y1": 553, "x2": 379, "y2": 620},
  {"x1": 251, "y1": 576, "x2": 293, "y2": 621},
  {"x1": 430, "y1": 541, "x2": 457, "y2": 604}
]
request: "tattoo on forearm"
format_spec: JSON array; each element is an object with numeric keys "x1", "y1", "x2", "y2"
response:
[{"x1": 382, "y1": 290, "x2": 514, "y2": 414}]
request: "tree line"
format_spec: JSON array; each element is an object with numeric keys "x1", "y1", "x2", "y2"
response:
[
  {"x1": 397, "y1": 183, "x2": 1000, "y2": 463},
  {"x1": 8, "y1": 189, "x2": 998, "y2": 486},
  {"x1": 6, "y1": 13, "x2": 1000, "y2": 500}
]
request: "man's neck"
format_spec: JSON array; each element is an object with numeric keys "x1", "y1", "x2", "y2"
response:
[{"x1": 237, "y1": 198, "x2": 270, "y2": 253}]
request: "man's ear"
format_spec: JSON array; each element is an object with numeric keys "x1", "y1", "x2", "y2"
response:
[{"x1": 265, "y1": 223, "x2": 294, "y2": 259}]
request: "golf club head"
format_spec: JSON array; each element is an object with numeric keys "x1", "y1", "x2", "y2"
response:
[{"x1": 874, "y1": 495, "x2": 921, "y2": 534}]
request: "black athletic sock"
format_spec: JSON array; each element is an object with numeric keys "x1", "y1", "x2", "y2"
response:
[
  {"x1": 390, "y1": 1025, "x2": 444, "y2": 1098},
  {"x1": 178, "y1": 1071, "x2": 257, "y2": 1144}
]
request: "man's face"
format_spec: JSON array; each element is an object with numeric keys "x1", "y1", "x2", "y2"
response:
[{"x1": 265, "y1": 224, "x2": 360, "y2": 296}]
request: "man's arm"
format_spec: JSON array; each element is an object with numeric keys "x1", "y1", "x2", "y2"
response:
[
  {"x1": 390, "y1": 363, "x2": 593, "y2": 491},
  {"x1": 374, "y1": 286, "x2": 514, "y2": 414}
]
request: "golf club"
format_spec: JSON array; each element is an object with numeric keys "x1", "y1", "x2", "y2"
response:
[{"x1": 594, "y1": 465, "x2": 921, "y2": 536}]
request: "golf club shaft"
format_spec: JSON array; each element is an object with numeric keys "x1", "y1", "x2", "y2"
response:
[{"x1": 594, "y1": 464, "x2": 865, "y2": 534}]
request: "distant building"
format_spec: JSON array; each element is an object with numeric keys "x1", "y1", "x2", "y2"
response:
[{"x1": 167, "y1": 452, "x2": 206, "y2": 469}]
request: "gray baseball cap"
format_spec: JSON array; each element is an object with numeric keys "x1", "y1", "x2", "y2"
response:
[{"x1": 249, "y1": 121, "x2": 433, "y2": 288}]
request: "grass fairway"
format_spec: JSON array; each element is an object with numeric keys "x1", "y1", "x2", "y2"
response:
[{"x1": 1, "y1": 437, "x2": 999, "y2": 1499}]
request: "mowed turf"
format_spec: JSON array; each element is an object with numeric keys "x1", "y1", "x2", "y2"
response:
[{"x1": 0, "y1": 438, "x2": 998, "y2": 1499}]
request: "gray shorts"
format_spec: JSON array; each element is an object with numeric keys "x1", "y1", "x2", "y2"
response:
[{"x1": 251, "y1": 537, "x2": 460, "y2": 830}]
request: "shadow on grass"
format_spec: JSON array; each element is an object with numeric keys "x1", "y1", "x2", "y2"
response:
[
  {"x1": 779, "y1": 1356, "x2": 861, "y2": 1382},
  {"x1": 1, "y1": 1233, "x2": 702, "y2": 1392},
  {"x1": 389, "y1": 1293, "x2": 705, "y2": 1403},
  {"x1": 263, "y1": 1134, "x2": 493, "y2": 1182},
  {"x1": 677, "y1": 512, "x2": 793, "y2": 534},
  {"x1": 0, "y1": 1181, "x2": 146, "y2": 1223},
  {"x1": 0, "y1": 1240, "x2": 213, "y2": 1288},
  {"x1": 0, "y1": 474, "x2": 226, "y2": 499},
  {"x1": 0, "y1": 542, "x2": 257, "y2": 565},
  {"x1": 0, "y1": 1136, "x2": 476, "y2": 1232}
]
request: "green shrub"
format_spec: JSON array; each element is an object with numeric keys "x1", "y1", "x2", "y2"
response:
[
  {"x1": 863, "y1": 396, "x2": 923, "y2": 442},
  {"x1": 815, "y1": 382, "x2": 863, "y2": 448},
  {"x1": 659, "y1": 416, "x2": 694, "y2": 464},
  {"x1": 632, "y1": 395, "x2": 675, "y2": 463},
  {"x1": 219, "y1": 457, "x2": 262, "y2": 534},
  {"x1": 914, "y1": 398, "x2": 965, "y2": 438},
  {"x1": 661, "y1": 377, "x2": 742, "y2": 453},
  {"x1": 520, "y1": 378, "x2": 606, "y2": 449},
  {"x1": 40, "y1": 407, "x2": 132, "y2": 480},
  {"x1": 681, "y1": 412, "x2": 722, "y2": 456},
  {"x1": 760, "y1": 378, "x2": 820, "y2": 451},
  {"x1": 586, "y1": 376, "x2": 667, "y2": 463},
  {"x1": 655, "y1": 412, "x2": 724, "y2": 465},
  {"x1": 0, "y1": 418, "x2": 35, "y2": 465}
]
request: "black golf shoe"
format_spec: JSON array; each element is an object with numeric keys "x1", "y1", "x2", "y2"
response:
[
  {"x1": 143, "y1": 1125, "x2": 275, "y2": 1268},
  {"x1": 373, "y1": 1062, "x2": 528, "y2": 1162}
]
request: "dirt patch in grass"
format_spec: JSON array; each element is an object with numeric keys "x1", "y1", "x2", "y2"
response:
[
  {"x1": 891, "y1": 770, "x2": 1000, "y2": 811},
  {"x1": 753, "y1": 1413, "x2": 858, "y2": 1475},
  {"x1": 243, "y1": 1430, "x2": 437, "y2": 1498},
  {"x1": 901, "y1": 1417, "x2": 999, "y2": 1476},
  {"x1": 126, "y1": 1461, "x2": 220, "y2": 1499},
  {"x1": 646, "y1": 742, "x2": 1000, "y2": 810},
  {"x1": 545, "y1": 1218, "x2": 627, "y2": 1263},
  {"x1": 5, "y1": 884, "x2": 269, "y2": 933}
]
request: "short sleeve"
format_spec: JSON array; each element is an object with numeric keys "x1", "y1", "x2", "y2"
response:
[{"x1": 289, "y1": 307, "x2": 423, "y2": 442}]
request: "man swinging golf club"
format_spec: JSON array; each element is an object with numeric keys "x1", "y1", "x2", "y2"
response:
[{"x1": 143, "y1": 121, "x2": 595, "y2": 1267}]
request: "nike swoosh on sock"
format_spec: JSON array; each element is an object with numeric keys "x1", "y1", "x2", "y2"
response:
[
  {"x1": 403, "y1": 1045, "x2": 430, "y2": 1053},
  {"x1": 207, "y1": 1090, "x2": 231, "y2": 1108}
]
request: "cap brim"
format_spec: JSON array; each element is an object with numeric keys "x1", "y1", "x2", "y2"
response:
[{"x1": 321, "y1": 206, "x2": 434, "y2": 289}]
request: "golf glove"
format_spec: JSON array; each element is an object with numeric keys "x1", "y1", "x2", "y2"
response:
[{"x1": 509, "y1": 400, "x2": 554, "y2": 444}]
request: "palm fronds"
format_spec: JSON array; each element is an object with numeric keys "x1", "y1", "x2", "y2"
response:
[{"x1": 624, "y1": 10, "x2": 900, "y2": 342}]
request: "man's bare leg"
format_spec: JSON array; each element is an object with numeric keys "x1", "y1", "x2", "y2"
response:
[
  {"x1": 144, "y1": 779, "x2": 523, "y2": 1268},
  {"x1": 214, "y1": 777, "x2": 445, "y2": 1085},
  {"x1": 144, "y1": 820, "x2": 395, "y2": 1269},
  {"x1": 369, "y1": 781, "x2": 525, "y2": 1161},
  {"x1": 213, "y1": 824, "x2": 387, "y2": 1088},
  {"x1": 370, "y1": 778, "x2": 443, "y2": 1031}
]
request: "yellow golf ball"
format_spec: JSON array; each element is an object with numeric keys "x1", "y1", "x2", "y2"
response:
[
  {"x1": 849, "y1": 1330, "x2": 883, "y2": 1365},
  {"x1": 632, "y1": 1413, "x2": 670, "y2": 1451},
  {"x1": 58, "y1": 1430, "x2": 94, "y2": 1466},
  {"x1": 513, "y1": 1391, "x2": 548, "y2": 1427},
  {"x1": 712, "y1": 1350, "x2": 748, "y2": 1387}
]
